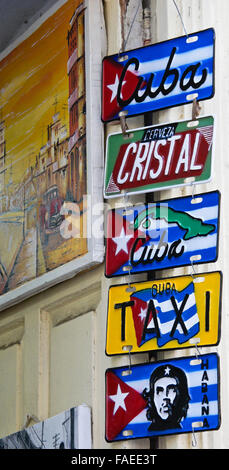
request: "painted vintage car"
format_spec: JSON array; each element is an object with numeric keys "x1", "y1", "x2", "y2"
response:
[{"x1": 39, "y1": 185, "x2": 64, "y2": 242}]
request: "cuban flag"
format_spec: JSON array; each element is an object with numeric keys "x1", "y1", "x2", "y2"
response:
[
  {"x1": 130, "y1": 282, "x2": 200, "y2": 348},
  {"x1": 105, "y1": 208, "x2": 150, "y2": 277},
  {"x1": 105, "y1": 353, "x2": 220, "y2": 441},
  {"x1": 102, "y1": 28, "x2": 214, "y2": 122},
  {"x1": 106, "y1": 370, "x2": 147, "y2": 441},
  {"x1": 105, "y1": 191, "x2": 220, "y2": 277},
  {"x1": 102, "y1": 57, "x2": 143, "y2": 122}
]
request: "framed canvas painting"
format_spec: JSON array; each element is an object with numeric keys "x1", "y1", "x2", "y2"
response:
[{"x1": 0, "y1": 0, "x2": 105, "y2": 310}]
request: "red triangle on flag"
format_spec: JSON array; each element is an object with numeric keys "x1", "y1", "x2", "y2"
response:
[
  {"x1": 105, "y1": 209, "x2": 149, "y2": 277},
  {"x1": 102, "y1": 57, "x2": 140, "y2": 122},
  {"x1": 106, "y1": 370, "x2": 147, "y2": 441},
  {"x1": 106, "y1": 210, "x2": 134, "y2": 276}
]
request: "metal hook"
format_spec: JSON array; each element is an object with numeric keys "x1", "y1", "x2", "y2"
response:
[
  {"x1": 119, "y1": 111, "x2": 129, "y2": 135},
  {"x1": 122, "y1": 345, "x2": 133, "y2": 372},
  {"x1": 191, "y1": 181, "x2": 195, "y2": 200},
  {"x1": 128, "y1": 265, "x2": 132, "y2": 289},
  {"x1": 122, "y1": 191, "x2": 135, "y2": 293},
  {"x1": 122, "y1": 345, "x2": 133, "y2": 373},
  {"x1": 190, "y1": 260, "x2": 197, "y2": 279},
  {"x1": 192, "y1": 426, "x2": 197, "y2": 447},
  {"x1": 194, "y1": 342, "x2": 201, "y2": 360},
  {"x1": 192, "y1": 98, "x2": 202, "y2": 120},
  {"x1": 123, "y1": 190, "x2": 129, "y2": 208},
  {"x1": 128, "y1": 346, "x2": 132, "y2": 373},
  {"x1": 125, "y1": 264, "x2": 136, "y2": 293}
]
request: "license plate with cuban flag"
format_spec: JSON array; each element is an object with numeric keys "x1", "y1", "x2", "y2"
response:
[
  {"x1": 102, "y1": 28, "x2": 215, "y2": 122},
  {"x1": 105, "y1": 191, "x2": 220, "y2": 277},
  {"x1": 105, "y1": 353, "x2": 220, "y2": 441},
  {"x1": 106, "y1": 271, "x2": 222, "y2": 355}
]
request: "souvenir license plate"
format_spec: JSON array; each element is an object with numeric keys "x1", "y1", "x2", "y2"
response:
[
  {"x1": 102, "y1": 28, "x2": 215, "y2": 122},
  {"x1": 104, "y1": 116, "x2": 214, "y2": 198},
  {"x1": 105, "y1": 191, "x2": 220, "y2": 277},
  {"x1": 106, "y1": 271, "x2": 222, "y2": 355},
  {"x1": 105, "y1": 353, "x2": 220, "y2": 441}
]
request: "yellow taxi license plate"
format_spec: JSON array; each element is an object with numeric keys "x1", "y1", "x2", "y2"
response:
[{"x1": 106, "y1": 271, "x2": 222, "y2": 355}]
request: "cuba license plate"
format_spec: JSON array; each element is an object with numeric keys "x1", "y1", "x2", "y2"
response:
[
  {"x1": 105, "y1": 191, "x2": 220, "y2": 277},
  {"x1": 102, "y1": 28, "x2": 215, "y2": 122},
  {"x1": 104, "y1": 116, "x2": 214, "y2": 198},
  {"x1": 105, "y1": 353, "x2": 220, "y2": 441},
  {"x1": 106, "y1": 271, "x2": 222, "y2": 355}
]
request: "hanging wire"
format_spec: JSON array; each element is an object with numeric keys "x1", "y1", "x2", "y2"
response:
[
  {"x1": 194, "y1": 343, "x2": 201, "y2": 360},
  {"x1": 192, "y1": 427, "x2": 197, "y2": 447},
  {"x1": 121, "y1": 0, "x2": 142, "y2": 53},
  {"x1": 123, "y1": 192, "x2": 136, "y2": 294},
  {"x1": 172, "y1": 0, "x2": 189, "y2": 38},
  {"x1": 191, "y1": 181, "x2": 195, "y2": 200},
  {"x1": 128, "y1": 346, "x2": 132, "y2": 373},
  {"x1": 190, "y1": 259, "x2": 198, "y2": 283},
  {"x1": 118, "y1": 1, "x2": 142, "y2": 130}
]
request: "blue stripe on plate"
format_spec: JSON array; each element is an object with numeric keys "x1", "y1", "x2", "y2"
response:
[{"x1": 113, "y1": 413, "x2": 219, "y2": 440}]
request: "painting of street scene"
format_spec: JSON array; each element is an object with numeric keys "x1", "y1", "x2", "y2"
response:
[{"x1": 0, "y1": 0, "x2": 87, "y2": 295}]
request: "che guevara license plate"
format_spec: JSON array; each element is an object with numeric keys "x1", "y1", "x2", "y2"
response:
[
  {"x1": 102, "y1": 28, "x2": 215, "y2": 122},
  {"x1": 104, "y1": 116, "x2": 214, "y2": 198},
  {"x1": 105, "y1": 353, "x2": 220, "y2": 441},
  {"x1": 106, "y1": 271, "x2": 222, "y2": 355},
  {"x1": 105, "y1": 191, "x2": 220, "y2": 277}
]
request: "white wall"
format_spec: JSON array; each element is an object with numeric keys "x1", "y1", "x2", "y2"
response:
[{"x1": 0, "y1": 0, "x2": 228, "y2": 451}]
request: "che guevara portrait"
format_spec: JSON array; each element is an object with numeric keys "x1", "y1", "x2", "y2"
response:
[{"x1": 142, "y1": 364, "x2": 190, "y2": 431}]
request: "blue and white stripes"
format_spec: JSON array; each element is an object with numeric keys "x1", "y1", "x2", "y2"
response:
[
  {"x1": 113, "y1": 28, "x2": 214, "y2": 118},
  {"x1": 113, "y1": 190, "x2": 220, "y2": 276},
  {"x1": 134, "y1": 282, "x2": 199, "y2": 347},
  {"x1": 112, "y1": 353, "x2": 219, "y2": 440}
]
